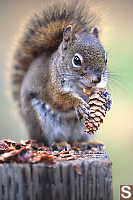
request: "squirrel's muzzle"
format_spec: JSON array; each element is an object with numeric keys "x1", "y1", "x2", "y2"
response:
[{"x1": 83, "y1": 68, "x2": 102, "y2": 86}]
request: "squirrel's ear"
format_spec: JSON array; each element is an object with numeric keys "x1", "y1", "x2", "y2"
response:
[
  {"x1": 92, "y1": 26, "x2": 100, "y2": 39},
  {"x1": 63, "y1": 25, "x2": 74, "y2": 50}
]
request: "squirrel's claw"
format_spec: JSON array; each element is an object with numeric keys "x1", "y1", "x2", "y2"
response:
[{"x1": 75, "y1": 107, "x2": 83, "y2": 121}]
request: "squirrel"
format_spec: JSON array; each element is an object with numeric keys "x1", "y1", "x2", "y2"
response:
[{"x1": 9, "y1": 1, "x2": 108, "y2": 147}]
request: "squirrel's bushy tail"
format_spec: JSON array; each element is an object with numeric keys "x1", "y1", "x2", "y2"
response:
[{"x1": 9, "y1": 0, "x2": 98, "y2": 103}]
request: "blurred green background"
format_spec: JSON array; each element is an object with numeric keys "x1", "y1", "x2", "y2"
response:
[{"x1": 0, "y1": 0, "x2": 133, "y2": 199}]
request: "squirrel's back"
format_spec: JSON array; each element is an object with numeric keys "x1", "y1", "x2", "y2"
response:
[{"x1": 9, "y1": 0, "x2": 99, "y2": 106}]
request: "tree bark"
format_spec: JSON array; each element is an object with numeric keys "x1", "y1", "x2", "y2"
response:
[{"x1": 0, "y1": 152, "x2": 113, "y2": 200}]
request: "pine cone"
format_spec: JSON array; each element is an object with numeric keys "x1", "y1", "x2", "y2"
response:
[{"x1": 83, "y1": 89, "x2": 112, "y2": 135}]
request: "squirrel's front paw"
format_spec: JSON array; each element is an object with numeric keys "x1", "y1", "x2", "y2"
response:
[
  {"x1": 100, "y1": 89, "x2": 112, "y2": 111},
  {"x1": 75, "y1": 99, "x2": 90, "y2": 121}
]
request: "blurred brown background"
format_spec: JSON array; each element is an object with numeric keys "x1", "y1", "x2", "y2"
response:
[{"x1": 0, "y1": 0, "x2": 133, "y2": 199}]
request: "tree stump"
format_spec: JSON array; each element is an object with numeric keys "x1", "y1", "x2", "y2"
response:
[{"x1": 0, "y1": 151, "x2": 113, "y2": 200}]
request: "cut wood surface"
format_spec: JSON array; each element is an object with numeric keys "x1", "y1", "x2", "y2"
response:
[{"x1": 0, "y1": 151, "x2": 113, "y2": 200}]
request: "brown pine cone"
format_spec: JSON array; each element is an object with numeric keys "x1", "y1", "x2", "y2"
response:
[{"x1": 83, "y1": 89, "x2": 112, "y2": 135}]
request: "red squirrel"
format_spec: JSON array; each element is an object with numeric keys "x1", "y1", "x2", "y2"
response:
[{"x1": 10, "y1": 1, "x2": 109, "y2": 147}]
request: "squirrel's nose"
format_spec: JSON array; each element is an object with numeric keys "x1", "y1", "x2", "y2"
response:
[
  {"x1": 92, "y1": 74, "x2": 101, "y2": 84},
  {"x1": 85, "y1": 67, "x2": 101, "y2": 84}
]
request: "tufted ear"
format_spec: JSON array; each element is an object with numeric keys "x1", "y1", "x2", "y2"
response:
[
  {"x1": 62, "y1": 25, "x2": 74, "y2": 50},
  {"x1": 92, "y1": 26, "x2": 100, "y2": 39}
]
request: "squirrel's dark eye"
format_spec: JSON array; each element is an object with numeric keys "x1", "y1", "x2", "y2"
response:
[
  {"x1": 74, "y1": 56, "x2": 81, "y2": 66},
  {"x1": 72, "y1": 53, "x2": 83, "y2": 68}
]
